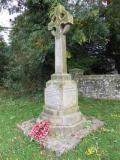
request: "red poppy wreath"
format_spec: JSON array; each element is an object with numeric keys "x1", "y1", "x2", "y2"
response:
[{"x1": 29, "y1": 120, "x2": 50, "y2": 141}]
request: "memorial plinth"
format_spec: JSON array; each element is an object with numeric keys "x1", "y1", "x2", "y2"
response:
[
  {"x1": 18, "y1": 4, "x2": 104, "y2": 156},
  {"x1": 37, "y1": 73, "x2": 86, "y2": 137}
]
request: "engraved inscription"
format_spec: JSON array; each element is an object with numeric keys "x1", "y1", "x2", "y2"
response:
[
  {"x1": 45, "y1": 83, "x2": 78, "y2": 109},
  {"x1": 45, "y1": 85, "x2": 62, "y2": 109},
  {"x1": 63, "y1": 84, "x2": 78, "y2": 108}
]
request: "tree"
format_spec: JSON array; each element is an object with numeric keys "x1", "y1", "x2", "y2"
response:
[
  {"x1": 3, "y1": 0, "x2": 112, "y2": 91},
  {"x1": 0, "y1": 35, "x2": 8, "y2": 85},
  {"x1": 5, "y1": 0, "x2": 55, "y2": 91},
  {"x1": 105, "y1": 0, "x2": 120, "y2": 73},
  {"x1": 0, "y1": 0, "x2": 25, "y2": 13}
]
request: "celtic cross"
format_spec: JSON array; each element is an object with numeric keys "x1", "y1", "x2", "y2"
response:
[{"x1": 48, "y1": 4, "x2": 73, "y2": 74}]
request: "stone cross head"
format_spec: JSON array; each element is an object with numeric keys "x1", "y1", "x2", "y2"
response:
[{"x1": 48, "y1": 4, "x2": 73, "y2": 36}]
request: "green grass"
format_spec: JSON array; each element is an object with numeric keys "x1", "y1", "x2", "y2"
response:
[{"x1": 0, "y1": 93, "x2": 120, "y2": 160}]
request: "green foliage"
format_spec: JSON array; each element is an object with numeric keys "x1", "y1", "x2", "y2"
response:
[
  {"x1": 72, "y1": 4, "x2": 109, "y2": 45},
  {"x1": 5, "y1": 0, "x2": 55, "y2": 91},
  {"x1": 107, "y1": 0, "x2": 120, "y2": 35},
  {"x1": 104, "y1": 0, "x2": 120, "y2": 72},
  {"x1": 68, "y1": 54, "x2": 97, "y2": 71},
  {"x1": 107, "y1": 0, "x2": 120, "y2": 54},
  {"x1": 4, "y1": 0, "x2": 120, "y2": 90},
  {"x1": 5, "y1": 1, "x2": 69, "y2": 91},
  {"x1": 0, "y1": 36, "x2": 8, "y2": 85}
]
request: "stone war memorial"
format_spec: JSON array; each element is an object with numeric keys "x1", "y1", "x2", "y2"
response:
[{"x1": 18, "y1": 4, "x2": 104, "y2": 156}]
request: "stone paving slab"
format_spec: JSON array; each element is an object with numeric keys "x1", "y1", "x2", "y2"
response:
[{"x1": 17, "y1": 118, "x2": 104, "y2": 156}]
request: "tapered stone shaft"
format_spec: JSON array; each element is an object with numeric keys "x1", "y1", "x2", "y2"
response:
[{"x1": 55, "y1": 27, "x2": 67, "y2": 73}]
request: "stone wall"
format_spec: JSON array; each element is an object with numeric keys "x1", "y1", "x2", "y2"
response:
[{"x1": 70, "y1": 70, "x2": 120, "y2": 99}]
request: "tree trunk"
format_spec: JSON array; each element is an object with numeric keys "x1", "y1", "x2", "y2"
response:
[{"x1": 115, "y1": 55, "x2": 120, "y2": 74}]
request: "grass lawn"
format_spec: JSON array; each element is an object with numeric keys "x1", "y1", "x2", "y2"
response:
[{"x1": 0, "y1": 92, "x2": 120, "y2": 160}]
